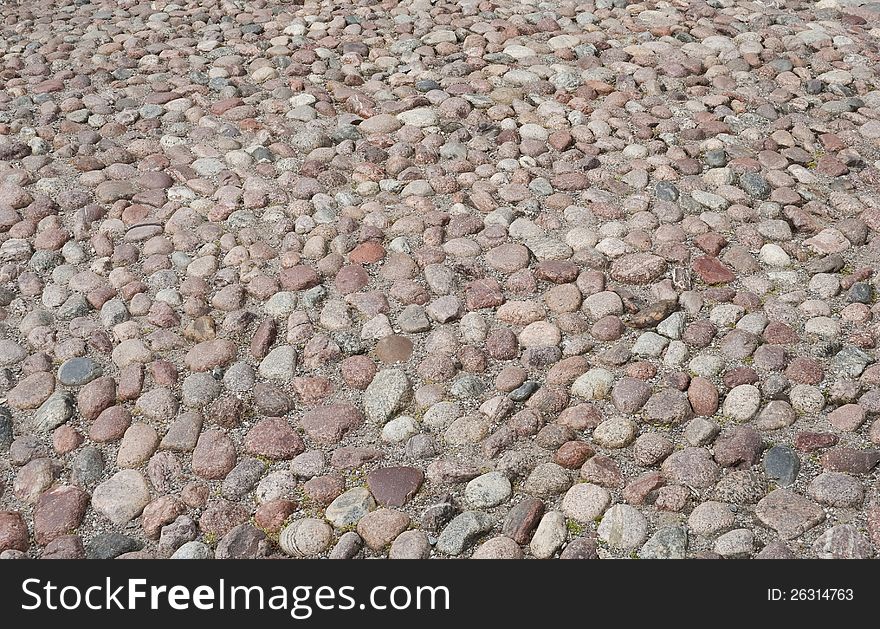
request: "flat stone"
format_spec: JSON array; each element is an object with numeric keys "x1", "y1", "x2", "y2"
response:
[
  {"x1": 375, "y1": 335, "x2": 413, "y2": 363},
  {"x1": 812, "y1": 525, "x2": 873, "y2": 559},
  {"x1": 610, "y1": 253, "x2": 667, "y2": 284},
  {"x1": 714, "y1": 529, "x2": 755, "y2": 558},
  {"x1": 644, "y1": 388, "x2": 693, "y2": 424},
  {"x1": 364, "y1": 369, "x2": 411, "y2": 424},
  {"x1": 436, "y1": 511, "x2": 494, "y2": 555},
  {"x1": 807, "y1": 472, "x2": 863, "y2": 507},
  {"x1": 92, "y1": 470, "x2": 151, "y2": 525},
  {"x1": 366, "y1": 467, "x2": 424, "y2": 507},
  {"x1": 301, "y1": 403, "x2": 363, "y2": 444},
  {"x1": 562, "y1": 483, "x2": 611, "y2": 523},
  {"x1": 639, "y1": 525, "x2": 688, "y2": 559},
  {"x1": 58, "y1": 357, "x2": 102, "y2": 386},
  {"x1": 755, "y1": 489, "x2": 825, "y2": 540},
  {"x1": 523, "y1": 462, "x2": 572, "y2": 496},
  {"x1": 34, "y1": 486, "x2": 89, "y2": 544},
  {"x1": 325, "y1": 487, "x2": 376, "y2": 527},
  {"x1": 662, "y1": 448, "x2": 721, "y2": 488},
  {"x1": 692, "y1": 256, "x2": 735, "y2": 284},
  {"x1": 357, "y1": 509, "x2": 410, "y2": 551},
  {"x1": 763, "y1": 446, "x2": 800, "y2": 486}
]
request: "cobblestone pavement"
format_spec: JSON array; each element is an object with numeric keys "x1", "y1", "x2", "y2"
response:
[{"x1": 0, "y1": 0, "x2": 879, "y2": 559}]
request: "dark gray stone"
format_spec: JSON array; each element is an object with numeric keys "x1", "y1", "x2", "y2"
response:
[
  {"x1": 71, "y1": 447, "x2": 104, "y2": 488},
  {"x1": 58, "y1": 357, "x2": 102, "y2": 386},
  {"x1": 655, "y1": 181, "x2": 679, "y2": 201},
  {"x1": 740, "y1": 172, "x2": 770, "y2": 199},
  {"x1": 764, "y1": 445, "x2": 800, "y2": 486},
  {"x1": 86, "y1": 532, "x2": 142, "y2": 559}
]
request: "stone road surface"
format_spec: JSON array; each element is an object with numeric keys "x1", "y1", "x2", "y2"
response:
[{"x1": 0, "y1": 0, "x2": 879, "y2": 559}]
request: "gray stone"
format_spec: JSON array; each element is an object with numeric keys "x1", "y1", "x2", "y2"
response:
[
  {"x1": 523, "y1": 463, "x2": 572, "y2": 497},
  {"x1": 71, "y1": 447, "x2": 103, "y2": 487},
  {"x1": 464, "y1": 472, "x2": 512, "y2": 509},
  {"x1": 811, "y1": 525, "x2": 873, "y2": 559},
  {"x1": 86, "y1": 532, "x2": 142, "y2": 559},
  {"x1": 328, "y1": 531, "x2": 363, "y2": 559},
  {"x1": 639, "y1": 525, "x2": 688, "y2": 559},
  {"x1": 171, "y1": 541, "x2": 213, "y2": 559},
  {"x1": 763, "y1": 446, "x2": 800, "y2": 486},
  {"x1": 598, "y1": 504, "x2": 649, "y2": 549},
  {"x1": 58, "y1": 357, "x2": 102, "y2": 386},
  {"x1": 714, "y1": 529, "x2": 755, "y2": 558},
  {"x1": 364, "y1": 369, "x2": 411, "y2": 424},
  {"x1": 530, "y1": 511, "x2": 567, "y2": 559},
  {"x1": 436, "y1": 511, "x2": 494, "y2": 555},
  {"x1": 279, "y1": 518, "x2": 333, "y2": 557},
  {"x1": 222, "y1": 458, "x2": 267, "y2": 500},
  {"x1": 325, "y1": 487, "x2": 376, "y2": 527},
  {"x1": 92, "y1": 470, "x2": 151, "y2": 525},
  {"x1": 29, "y1": 392, "x2": 74, "y2": 432}
]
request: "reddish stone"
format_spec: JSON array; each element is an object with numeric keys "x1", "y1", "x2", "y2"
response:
[
  {"x1": 279, "y1": 265, "x2": 319, "y2": 291},
  {"x1": 581, "y1": 455, "x2": 624, "y2": 487},
  {"x1": 535, "y1": 261, "x2": 579, "y2": 283},
  {"x1": 89, "y1": 406, "x2": 132, "y2": 442},
  {"x1": 244, "y1": 418, "x2": 305, "y2": 460},
  {"x1": 0, "y1": 512, "x2": 29, "y2": 552},
  {"x1": 255, "y1": 500, "x2": 297, "y2": 533},
  {"x1": 688, "y1": 377, "x2": 719, "y2": 416},
  {"x1": 303, "y1": 475, "x2": 345, "y2": 506},
  {"x1": 77, "y1": 376, "x2": 116, "y2": 420},
  {"x1": 622, "y1": 471, "x2": 664, "y2": 505},
  {"x1": 554, "y1": 441, "x2": 595, "y2": 469},
  {"x1": 794, "y1": 432, "x2": 839, "y2": 452},
  {"x1": 301, "y1": 403, "x2": 363, "y2": 444},
  {"x1": 53, "y1": 425, "x2": 83, "y2": 454},
  {"x1": 694, "y1": 233, "x2": 727, "y2": 256},
  {"x1": 820, "y1": 448, "x2": 880, "y2": 474},
  {"x1": 692, "y1": 256, "x2": 735, "y2": 284},
  {"x1": 191, "y1": 430, "x2": 237, "y2": 479},
  {"x1": 329, "y1": 446, "x2": 382, "y2": 468},
  {"x1": 142, "y1": 496, "x2": 185, "y2": 539},
  {"x1": 367, "y1": 467, "x2": 425, "y2": 507},
  {"x1": 335, "y1": 264, "x2": 369, "y2": 294},
  {"x1": 250, "y1": 319, "x2": 277, "y2": 359},
  {"x1": 198, "y1": 499, "x2": 250, "y2": 538},
  {"x1": 785, "y1": 357, "x2": 824, "y2": 385},
  {"x1": 465, "y1": 278, "x2": 504, "y2": 310},
  {"x1": 763, "y1": 322, "x2": 798, "y2": 344},
  {"x1": 375, "y1": 335, "x2": 414, "y2": 364},
  {"x1": 349, "y1": 241, "x2": 385, "y2": 264},
  {"x1": 502, "y1": 497, "x2": 544, "y2": 544},
  {"x1": 42, "y1": 535, "x2": 85, "y2": 559},
  {"x1": 33, "y1": 485, "x2": 89, "y2": 545},
  {"x1": 828, "y1": 404, "x2": 866, "y2": 432},
  {"x1": 341, "y1": 355, "x2": 376, "y2": 389}
]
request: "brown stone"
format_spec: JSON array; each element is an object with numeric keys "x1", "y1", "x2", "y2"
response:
[
  {"x1": 502, "y1": 497, "x2": 545, "y2": 544},
  {"x1": 692, "y1": 256, "x2": 735, "y2": 284},
  {"x1": 244, "y1": 418, "x2": 305, "y2": 460},
  {"x1": 34, "y1": 485, "x2": 89, "y2": 545},
  {"x1": 375, "y1": 335, "x2": 414, "y2": 364},
  {"x1": 366, "y1": 467, "x2": 425, "y2": 507}
]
